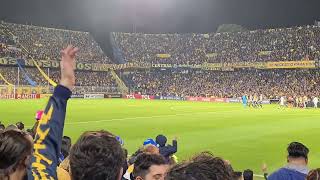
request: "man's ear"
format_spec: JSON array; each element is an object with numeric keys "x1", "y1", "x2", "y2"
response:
[
  {"x1": 117, "y1": 167, "x2": 124, "y2": 180},
  {"x1": 135, "y1": 176, "x2": 143, "y2": 180},
  {"x1": 23, "y1": 155, "x2": 32, "y2": 167}
]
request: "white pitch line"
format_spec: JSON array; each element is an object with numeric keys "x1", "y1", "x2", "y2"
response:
[{"x1": 64, "y1": 109, "x2": 241, "y2": 126}]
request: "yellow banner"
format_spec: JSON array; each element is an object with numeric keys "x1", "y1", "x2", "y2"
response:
[
  {"x1": 32, "y1": 59, "x2": 57, "y2": 87},
  {"x1": 0, "y1": 73, "x2": 14, "y2": 86},
  {"x1": 202, "y1": 62, "x2": 266, "y2": 69},
  {"x1": 156, "y1": 54, "x2": 171, "y2": 58},
  {"x1": 0, "y1": 57, "x2": 317, "y2": 71},
  {"x1": 40, "y1": 94, "x2": 53, "y2": 98},
  {"x1": 206, "y1": 53, "x2": 217, "y2": 58},
  {"x1": 266, "y1": 61, "x2": 316, "y2": 69}
]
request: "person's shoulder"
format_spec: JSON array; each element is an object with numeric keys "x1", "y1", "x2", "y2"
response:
[
  {"x1": 268, "y1": 168, "x2": 306, "y2": 180},
  {"x1": 268, "y1": 168, "x2": 290, "y2": 179}
]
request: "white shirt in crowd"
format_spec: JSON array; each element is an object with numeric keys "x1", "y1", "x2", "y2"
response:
[
  {"x1": 313, "y1": 97, "x2": 318, "y2": 108},
  {"x1": 280, "y1": 96, "x2": 285, "y2": 106}
]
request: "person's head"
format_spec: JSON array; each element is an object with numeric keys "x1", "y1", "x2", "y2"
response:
[
  {"x1": 155, "y1": 135, "x2": 167, "y2": 147},
  {"x1": 61, "y1": 136, "x2": 72, "y2": 158},
  {"x1": 69, "y1": 130, "x2": 125, "y2": 180},
  {"x1": 0, "y1": 124, "x2": 5, "y2": 132},
  {"x1": 233, "y1": 171, "x2": 243, "y2": 180},
  {"x1": 144, "y1": 138, "x2": 158, "y2": 147},
  {"x1": 133, "y1": 153, "x2": 168, "y2": 180},
  {"x1": 243, "y1": 169, "x2": 253, "y2": 180},
  {"x1": 306, "y1": 168, "x2": 320, "y2": 180},
  {"x1": 15, "y1": 122, "x2": 25, "y2": 130},
  {"x1": 287, "y1": 142, "x2": 309, "y2": 165},
  {"x1": 166, "y1": 152, "x2": 234, "y2": 180},
  {"x1": 5, "y1": 124, "x2": 18, "y2": 132},
  {"x1": 0, "y1": 130, "x2": 33, "y2": 179},
  {"x1": 143, "y1": 145, "x2": 160, "y2": 155}
]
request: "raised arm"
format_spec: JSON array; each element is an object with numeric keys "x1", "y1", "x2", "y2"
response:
[{"x1": 29, "y1": 45, "x2": 78, "y2": 179}]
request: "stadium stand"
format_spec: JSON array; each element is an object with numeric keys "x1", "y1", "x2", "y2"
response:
[
  {"x1": 3, "y1": 22, "x2": 111, "y2": 63},
  {"x1": 2, "y1": 21, "x2": 320, "y2": 179},
  {"x1": 113, "y1": 26, "x2": 320, "y2": 64},
  {"x1": 123, "y1": 69, "x2": 320, "y2": 99},
  {"x1": 0, "y1": 21, "x2": 122, "y2": 94},
  {"x1": 1, "y1": 40, "x2": 320, "y2": 180},
  {"x1": 2, "y1": 22, "x2": 320, "y2": 99}
]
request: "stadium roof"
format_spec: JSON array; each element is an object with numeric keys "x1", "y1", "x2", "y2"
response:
[{"x1": 1, "y1": 0, "x2": 320, "y2": 34}]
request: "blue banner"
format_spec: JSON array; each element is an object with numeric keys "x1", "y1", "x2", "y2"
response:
[{"x1": 16, "y1": 59, "x2": 37, "y2": 87}]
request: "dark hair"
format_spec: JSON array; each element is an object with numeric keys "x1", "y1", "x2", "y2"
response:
[
  {"x1": 5, "y1": 124, "x2": 18, "y2": 132},
  {"x1": 0, "y1": 124, "x2": 5, "y2": 131},
  {"x1": 287, "y1": 142, "x2": 309, "y2": 160},
  {"x1": 128, "y1": 149, "x2": 142, "y2": 166},
  {"x1": 243, "y1": 169, "x2": 253, "y2": 180},
  {"x1": 0, "y1": 130, "x2": 32, "y2": 177},
  {"x1": 233, "y1": 171, "x2": 242, "y2": 180},
  {"x1": 122, "y1": 148, "x2": 129, "y2": 177},
  {"x1": 16, "y1": 122, "x2": 25, "y2": 130},
  {"x1": 307, "y1": 169, "x2": 320, "y2": 180},
  {"x1": 166, "y1": 152, "x2": 233, "y2": 180},
  {"x1": 61, "y1": 136, "x2": 72, "y2": 158},
  {"x1": 69, "y1": 130, "x2": 125, "y2": 180},
  {"x1": 133, "y1": 153, "x2": 167, "y2": 179}
]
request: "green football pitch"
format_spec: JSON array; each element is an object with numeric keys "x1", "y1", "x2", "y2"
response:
[{"x1": 1, "y1": 99, "x2": 319, "y2": 175}]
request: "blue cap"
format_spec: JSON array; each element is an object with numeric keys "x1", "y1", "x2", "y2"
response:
[{"x1": 143, "y1": 138, "x2": 157, "y2": 146}]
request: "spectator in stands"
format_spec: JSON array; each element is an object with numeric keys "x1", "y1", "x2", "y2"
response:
[
  {"x1": 155, "y1": 135, "x2": 177, "y2": 163},
  {"x1": 233, "y1": 171, "x2": 243, "y2": 180},
  {"x1": 243, "y1": 169, "x2": 253, "y2": 180},
  {"x1": 143, "y1": 145, "x2": 160, "y2": 155},
  {"x1": 3, "y1": 22, "x2": 112, "y2": 63},
  {"x1": 5, "y1": 124, "x2": 18, "y2": 131},
  {"x1": 114, "y1": 26, "x2": 320, "y2": 64},
  {"x1": 306, "y1": 169, "x2": 320, "y2": 180},
  {"x1": 15, "y1": 122, "x2": 24, "y2": 130},
  {"x1": 268, "y1": 142, "x2": 309, "y2": 180},
  {"x1": 165, "y1": 152, "x2": 234, "y2": 180},
  {"x1": 132, "y1": 153, "x2": 168, "y2": 180},
  {"x1": 0, "y1": 130, "x2": 33, "y2": 180}
]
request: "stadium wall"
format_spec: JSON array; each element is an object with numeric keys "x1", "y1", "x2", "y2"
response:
[{"x1": 123, "y1": 94, "x2": 272, "y2": 104}]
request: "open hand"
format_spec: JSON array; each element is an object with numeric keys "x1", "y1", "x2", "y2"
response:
[{"x1": 60, "y1": 45, "x2": 79, "y2": 90}]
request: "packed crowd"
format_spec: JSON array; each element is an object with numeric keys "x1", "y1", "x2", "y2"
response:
[
  {"x1": 114, "y1": 25, "x2": 320, "y2": 64},
  {"x1": 0, "y1": 33, "x2": 23, "y2": 58},
  {"x1": 124, "y1": 69, "x2": 320, "y2": 99},
  {"x1": 0, "y1": 46, "x2": 319, "y2": 180},
  {"x1": 2, "y1": 118, "x2": 319, "y2": 180},
  {"x1": 1, "y1": 22, "x2": 112, "y2": 63},
  {"x1": 0, "y1": 66, "x2": 120, "y2": 93}
]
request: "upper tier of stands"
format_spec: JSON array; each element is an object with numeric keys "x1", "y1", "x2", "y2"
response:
[
  {"x1": 1, "y1": 21, "x2": 112, "y2": 63},
  {"x1": 113, "y1": 25, "x2": 320, "y2": 64}
]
